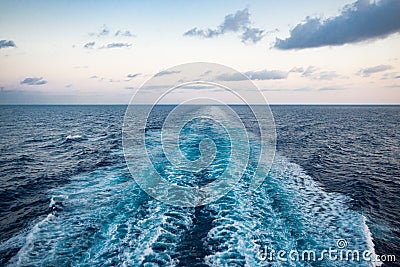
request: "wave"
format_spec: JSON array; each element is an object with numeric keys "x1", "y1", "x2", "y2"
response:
[
  {"x1": 204, "y1": 155, "x2": 375, "y2": 266},
  {"x1": 5, "y1": 122, "x2": 376, "y2": 267},
  {"x1": 65, "y1": 134, "x2": 86, "y2": 141},
  {"x1": 363, "y1": 216, "x2": 382, "y2": 267}
]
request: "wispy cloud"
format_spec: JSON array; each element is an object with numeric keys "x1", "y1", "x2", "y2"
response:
[
  {"x1": 299, "y1": 66, "x2": 342, "y2": 80},
  {"x1": 275, "y1": 0, "x2": 400, "y2": 49},
  {"x1": 154, "y1": 70, "x2": 181, "y2": 77},
  {"x1": 184, "y1": 8, "x2": 266, "y2": 43},
  {"x1": 127, "y1": 73, "x2": 141, "y2": 79},
  {"x1": 0, "y1": 40, "x2": 16, "y2": 49},
  {"x1": 101, "y1": 43, "x2": 132, "y2": 49},
  {"x1": 381, "y1": 72, "x2": 400, "y2": 79},
  {"x1": 312, "y1": 71, "x2": 341, "y2": 80},
  {"x1": 85, "y1": 25, "x2": 135, "y2": 49},
  {"x1": 89, "y1": 24, "x2": 135, "y2": 38},
  {"x1": 318, "y1": 87, "x2": 343, "y2": 91},
  {"x1": 245, "y1": 70, "x2": 288, "y2": 80},
  {"x1": 217, "y1": 69, "x2": 288, "y2": 81},
  {"x1": 83, "y1": 41, "x2": 95, "y2": 49},
  {"x1": 357, "y1": 64, "x2": 393, "y2": 77},
  {"x1": 20, "y1": 77, "x2": 48, "y2": 85},
  {"x1": 89, "y1": 24, "x2": 110, "y2": 37},
  {"x1": 289, "y1": 67, "x2": 304, "y2": 73},
  {"x1": 301, "y1": 66, "x2": 319, "y2": 77},
  {"x1": 115, "y1": 30, "x2": 135, "y2": 37}
]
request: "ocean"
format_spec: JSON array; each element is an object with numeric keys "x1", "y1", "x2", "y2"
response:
[{"x1": 0, "y1": 105, "x2": 398, "y2": 266}]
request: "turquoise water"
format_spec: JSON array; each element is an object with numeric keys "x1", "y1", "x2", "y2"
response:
[{"x1": 0, "y1": 105, "x2": 398, "y2": 266}]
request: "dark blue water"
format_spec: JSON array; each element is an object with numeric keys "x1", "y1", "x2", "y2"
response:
[{"x1": 0, "y1": 105, "x2": 398, "y2": 266}]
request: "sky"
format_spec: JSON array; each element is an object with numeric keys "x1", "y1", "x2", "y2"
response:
[{"x1": 0, "y1": 0, "x2": 399, "y2": 104}]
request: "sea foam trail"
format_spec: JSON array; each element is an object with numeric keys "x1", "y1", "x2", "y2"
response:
[
  {"x1": 7, "y1": 166, "x2": 195, "y2": 266},
  {"x1": 363, "y1": 216, "x2": 382, "y2": 267},
  {"x1": 204, "y1": 155, "x2": 375, "y2": 267}
]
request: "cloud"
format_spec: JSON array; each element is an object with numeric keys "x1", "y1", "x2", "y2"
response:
[
  {"x1": 89, "y1": 25, "x2": 135, "y2": 38},
  {"x1": 184, "y1": 8, "x2": 266, "y2": 43},
  {"x1": 245, "y1": 70, "x2": 288, "y2": 80},
  {"x1": 275, "y1": 0, "x2": 400, "y2": 49},
  {"x1": 115, "y1": 30, "x2": 135, "y2": 37},
  {"x1": 385, "y1": 84, "x2": 400, "y2": 88},
  {"x1": 176, "y1": 84, "x2": 220, "y2": 90},
  {"x1": 83, "y1": 41, "x2": 95, "y2": 49},
  {"x1": 20, "y1": 77, "x2": 48, "y2": 85},
  {"x1": 381, "y1": 72, "x2": 400, "y2": 79},
  {"x1": 357, "y1": 64, "x2": 393, "y2": 77},
  {"x1": 89, "y1": 24, "x2": 110, "y2": 37},
  {"x1": 312, "y1": 71, "x2": 340, "y2": 80},
  {"x1": 290, "y1": 67, "x2": 304, "y2": 73},
  {"x1": 241, "y1": 27, "x2": 265, "y2": 43},
  {"x1": 101, "y1": 43, "x2": 132, "y2": 49},
  {"x1": 318, "y1": 87, "x2": 343, "y2": 91},
  {"x1": 301, "y1": 66, "x2": 319, "y2": 77},
  {"x1": 298, "y1": 66, "x2": 343, "y2": 80},
  {"x1": 154, "y1": 70, "x2": 181, "y2": 77},
  {"x1": 127, "y1": 73, "x2": 141, "y2": 79},
  {"x1": 217, "y1": 69, "x2": 288, "y2": 81},
  {"x1": 125, "y1": 86, "x2": 136, "y2": 90},
  {"x1": 0, "y1": 40, "x2": 16, "y2": 49}
]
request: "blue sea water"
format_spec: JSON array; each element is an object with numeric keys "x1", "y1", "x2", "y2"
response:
[{"x1": 0, "y1": 105, "x2": 399, "y2": 266}]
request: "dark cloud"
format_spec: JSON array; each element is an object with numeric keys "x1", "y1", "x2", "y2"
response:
[
  {"x1": 154, "y1": 70, "x2": 181, "y2": 77},
  {"x1": 102, "y1": 43, "x2": 132, "y2": 49},
  {"x1": 20, "y1": 77, "x2": 48, "y2": 86},
  {"x1": 89, "y1": 75, "x2": 98, "y2": 79},
  {"x1": 184, "y1": 8, "x2": 266, "y2": 43},
  {"x1": 357, "y1": 64, "x2": 393, "y2": 77},
  {"x1": 125, "y1": 86, "x2": 136, "y2": 90},
  {"x1": 275, "y1": 0, "x2": 400, "y2": 49},
  {"x1": 217, "y1": 69, "x2": 288, "y2": 81},
  {"x1": 0, "y1": 40, "x2": 16, "y2": 49},
  {"x1": 83, "y1": 41, "x2": 95, "y2": 49},
  {"x1": 127, "y1": 73, "x2": 140, "y2": 79}
]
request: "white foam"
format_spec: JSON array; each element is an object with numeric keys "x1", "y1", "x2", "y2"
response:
[
  {"x1": 205, "y1": 155, "x2": 375, "y2": 266},
  {"x1": 49, "y1": 196, "x2": 55, "y2": 208},
  {"x1": 66, "y1": 134, "x2": 83, "y2": 140},
  {"x1": 363, "y1": 216, "x2": 382, "y2": 267}
]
